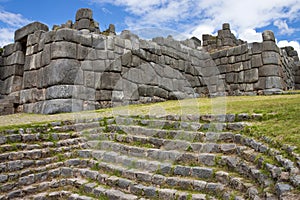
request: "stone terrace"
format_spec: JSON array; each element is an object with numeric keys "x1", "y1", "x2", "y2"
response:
[{"x1": 0, "y1": 113, "x2": 299, "y2": 199}]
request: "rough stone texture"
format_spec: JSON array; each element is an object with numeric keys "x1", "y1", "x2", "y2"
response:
[
  {"x1": 14, "y1": 22, "x2": 49, "y2": 42},
  {"x1": 1, "y1": 11, "x2": 300, "y2": 115}
]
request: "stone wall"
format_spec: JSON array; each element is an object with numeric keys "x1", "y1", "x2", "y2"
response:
[
  {"x1": 0, "y1": 8, "x2": 299, "y2": 114},
  {"x1": 204, "y1": 25, "x2": 300, "y2": 95}
]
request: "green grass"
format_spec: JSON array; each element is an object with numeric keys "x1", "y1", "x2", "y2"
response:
[{"x1": 0, "y1": 94, "x2": 299, "y2": 153}]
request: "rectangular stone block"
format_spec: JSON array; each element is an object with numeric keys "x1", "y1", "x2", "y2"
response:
[
  {"x1": 259, "y1": 65, "x2": 282, "y2": 77},
  {"x1": 262, "y1": 41, "x2": 280, "y2": 52},
  {"x1": 24, "y1": 53, "x2": 42, "y2": 71},
  {"x1": 73, "y1": 85, "x2": 96, "y2": 101},
  {"x1": 77, "y1": 45, "x2": 89, "y2": 60},
  {"x1": 232, "y1": 63, "x2": 243, "y2": 72},
  {"x1": 84, "y1": 71, "x2": 95, "y2": 88},
  {"x1": 3, "y1": 42, "x2": 23, "y2": 57},
  {"x1": 262, "y1": 51, "x2": 280, "y2": 65},
  {"x1": 0, "y1": 65, "x2": 23, "y2": 80},
  {"x1": 92, "y1": 34, "x2": 106, "y2": 50},
  {"x1": 23, "y1": 70, "x2": 37, "y2": 89},
  {"x1": 238, "y1": 71, "x2": 244, "y2": 83},
  {"x1": 245, "y1": 84, "x2": 254, "y2": 92},
  {"x1": 41, "y1": 99, "x2": 83, "y2": 114},
  {"x1": 43, "y1": 31, "x2": 55, "y2": 44},
  {"x1": 20, "y1": 88, "x2": 45, "y2": 104},
  {"x1": 217, "y1": 65, "x2": 227, "y2": 74},
  {"x1": 27, "y1": 30, "x2": 44, "y2": 46},
  {"x1": 251, "y1": 54, "x2": 263, "y2": 68},
  {"x1": 251, "y1": 42, "x2": 262, "y2": 54},
  {"x1": 86, "y1": 49, "x2": 107, "y2": 60},
  {"x1": 254, "y1": 77, "x2": 266, "y2": 90},
  {"x1": 42, "y1": 59, "x2": 80, "y2": 87},
  {"x1": 201, "y1": 66, "x2": 217, "y2": 77},
  {"x1": 96, "y1": 90, "x2": 112, "y2": 101},
  {"x1": 11, "y1": 76, "x2": 22, "y2": 93},
  {"x1": 225, "y1": 73, "x2": 236, "y2": 83},
  {"x1": 45, "y1": 85, "x2": 74, "y2": 100},
  {"x1": 4, "y1": 51, "x2": 25, "y2": 65},
  {"x1": 265, "y1": 76, "x2": 283, "y2": 89},
  {"x1": 41, "y1": 44, "x2": 51, "y2": 67},
  {"x1": 100, "y1": 72, "x2": 122, "y2": 90},
  {"x1": 1, "y1": 76, "x2": 22, "y2": 94},
  {"x1": 244, "y1": 68, "x2": 258, "y2": 83},
  {"x1": 54, "y1": 28, "x2": 77, "y2": 42},
  {"x1": 15, "y1": 22, "x2": 49, "y2": 42},
  {"x1": 51, "y1": 41, "x2": 77, "y2": 59}
]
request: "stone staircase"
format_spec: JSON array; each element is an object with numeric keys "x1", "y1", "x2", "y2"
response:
[
  {"x1": 0, "y1": 114, "x2": 299, "y2": 199},
  {"x1": 0, "y1": 95, "x2": 20, "y2": 116}
]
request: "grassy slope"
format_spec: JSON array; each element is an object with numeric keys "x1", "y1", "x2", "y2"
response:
[{"x1": 0, "y1": 94, "x2": 299, "y2": 152}]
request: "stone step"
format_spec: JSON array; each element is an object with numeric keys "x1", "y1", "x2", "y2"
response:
[
  {"x1": 84, "y1": 131, "x2": 239, "y2": 154},
  {"x1": 73, "y1": 150, "x2": 259, "y2": 195},
  {"x1": 29, "y1": 190, "x2": 72, "y2": 200},
  {"x1": 118, "y1": 113, "x2": 263, "y2": 123},
  {"x1": 85, "y1": 133, "x2": 299, "y2": 188},
  {"x1": 0, "y1": 131, "x2": 83, "y2": 144},
  {"x1": 81, "y1": 142, "x2": 277, "y2": 188},
  {"x1": 0, "y1": 138, "x2": 84, "y2": 155},
  {"x1": 98, "y1": 124, "x2": 300, "y2": 177},
  {"x1": 115, "y1": 116, "x2": 250, "y2": 131},
  {"x1": 0, "y1": 143, "x2": 82, "y2": 176},
  {"x1": 0, "y1": 142, "x2": 83, "y2": 162},
  {"x1": 70, "y1": 165, "x2": 234, "y2": 199},
  {"x1": 105, "y1": 124, "x2": 239, "y2": 143},
  {"x1": 86, "y1": 140, "x2": 218, "y2": 166}
]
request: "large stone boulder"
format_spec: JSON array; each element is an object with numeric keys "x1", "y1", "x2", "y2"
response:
[{"x1": 14, "y1": 22, "x2": 49, "y2": 42}]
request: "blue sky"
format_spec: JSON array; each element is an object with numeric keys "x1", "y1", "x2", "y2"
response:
[{"x1": 1, "y1": 0, "x2": 300, "y2": 52}]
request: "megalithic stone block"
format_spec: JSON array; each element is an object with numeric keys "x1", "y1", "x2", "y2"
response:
[
  {"x1": 262, "y1": 30, "x2": 275, "y2": 42},
  {"x1": 75, "y1": 8, "x2": 93, "y2": 21},
  {"x1": 14, "y1": 22, "x2": 49, "y2": 42}
]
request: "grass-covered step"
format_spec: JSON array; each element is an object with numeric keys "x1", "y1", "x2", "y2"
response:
[
  {"x1": 114, "y1": 116, "x2": 250, "y2": 132},
  {"x1": 103, "y1": 124, "x2": 241, "y2": 143},
  {"x1": 117, "y1": 113, "x2": 263, "y2": 123},
  {"x1": 83, "y1": 131, "x2": 239, "y2": 154},
  {"x1": 72, "y1": 149, "x2": 261, "y2": 195},
  {"x1": 85, "y1": 141, "x2": 218, "y2": 166},
  {"x1": 69, "y1": 164, "x2": 239, "y2": 200}
]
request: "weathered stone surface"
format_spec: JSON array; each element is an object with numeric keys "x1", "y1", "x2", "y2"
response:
[
  {"x1": 42, "y1": 59, "x2": 81, "y2": 87},
  {"x1": 76, "y1": 8, "x2": 93, "y2": 21},
  {"x1": 265, "y1": 76, "x2": 283, "y2": 89},
  {"x1": 275, "y1": 183, "x2": 293, "y2": 196},
  {"x1": 244, "y1": 68, "x2": 258, "y2": 83},
  {"x1": 3, "y1": 42, "x2": 23, "y2": 57},
  {"x1": 262, "y1": 51, "x2": 280, "y2": 65},
  {"x1": 51, "y1": 41, "x2": 77, "y2": 59},
  {"x1": 262, "y1": 30, "x2": 275, "y2": 42},
  {"x1": 15, "y1": 22, "x2": 49, "y2": 42},
  {"x1": 191, "y1": 167, "x2": 213, "y2": 179},
  {"x1": 259, "y1": 65, "x2": 282, "y2": 77}
]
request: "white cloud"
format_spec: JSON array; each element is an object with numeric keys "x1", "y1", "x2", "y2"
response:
[
  {"x1": 0, "y1": 28, "x2": 14, "y2": 47},
  {"x1": 274, "y1": 20, "x2": 295, "y2": 35},
  {"x1": 190, "y1": 25, "x2": 216, "y2": 39},
  {"x1": 0, "y1": 10, "x2": 32, "y2": 47},
  {"x1": 277, "y1": 40, "x2": 300, "y2": 55},
  {"x1": 238, "y1": 29, "x2": 262, "y2": 43},
  {"x1": 0, "y1": 10, "x2": 31, "y2": 27},
  {"x1": 90, "y1": 0, "x2": 300, "y2": 43}
]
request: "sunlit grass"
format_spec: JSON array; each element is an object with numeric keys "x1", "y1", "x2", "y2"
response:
[{"x1": 0, "y1": 94, "x2": 299, "y2": 152}]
